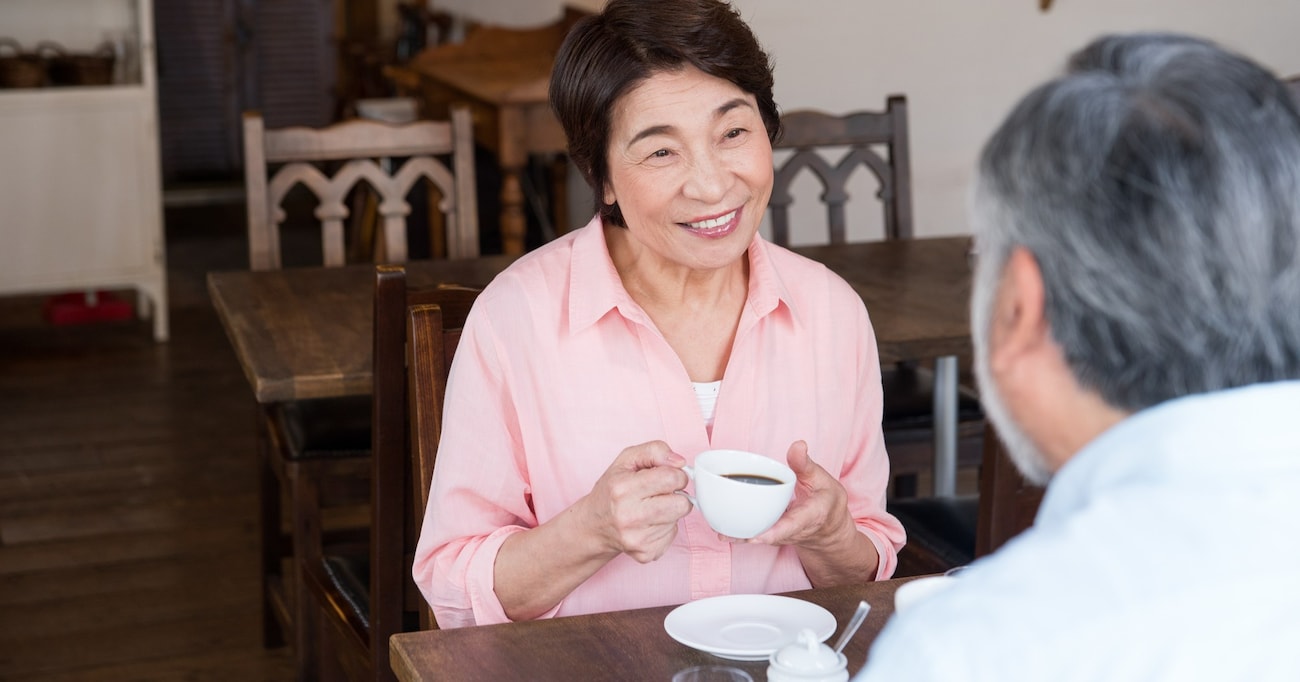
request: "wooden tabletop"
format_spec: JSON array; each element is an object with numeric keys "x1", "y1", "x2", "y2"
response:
[
  {"x1": 389, "y1": 577, "x2": 917, "y2": 682},
  {"x1": 794, "y1": 236, "x2": 973, "y2": 364},
  {"x1": 208, "y1": 255, "x2": 517, "y2": 403},
  {"x1": 408, "y1": 56, "x2": 554, "y2": 106},
  {"x1": 208, "y1": 237, "x2": 972, "y2": 404},
  {"x1": 390, "y1": 6, "x2": 586, "y2": 107},
  {"x1": 390, "y1": 574, "x2": 909, "y2": 680}
]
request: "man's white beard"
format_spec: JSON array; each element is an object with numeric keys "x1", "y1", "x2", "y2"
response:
[{"x1": 971, "y1": 255, "x2": 1055, "y2": 487}]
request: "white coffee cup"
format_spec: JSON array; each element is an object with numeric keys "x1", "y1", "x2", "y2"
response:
[
  {"x1": 682, "y1": 449, "x2": 796, "y2": 539},
  {"x1": 892, "y1": 575, "x2": 958, "y2": 612}
]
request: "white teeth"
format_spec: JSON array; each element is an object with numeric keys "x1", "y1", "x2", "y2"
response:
[{"x1": 685, "y1": 210, "x2": 736, "y2": 230}]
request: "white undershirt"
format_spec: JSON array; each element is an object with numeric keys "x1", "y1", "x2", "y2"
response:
[{"x1": 693, "y1": 380, "x2": 722, "y2": 428}]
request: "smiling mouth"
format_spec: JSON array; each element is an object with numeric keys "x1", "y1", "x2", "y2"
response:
[{"x1": 680, "y1": 209, "x2": 739, "y2": 237}]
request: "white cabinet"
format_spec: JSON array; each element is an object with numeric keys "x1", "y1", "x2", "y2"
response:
[{"x1": 0, "y1": 0, "x2": 167, "y2": 341}]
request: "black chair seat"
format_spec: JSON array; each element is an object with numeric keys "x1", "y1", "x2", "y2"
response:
[
  {"x1": 881, "y1": 363, "x2": 983, "y2": 430},
  {"x1": 272, "y1": 395, "x2": 373, "y2": 459},
  {"x1": 888, "y1": 495, "x2": 979, "y2": 570},
  {"x1": 323, "y1": 553, "x2": 371, "y2": 629},
  {"x1": 321, "y1": 552, "x2": 419, "y2": 633}
]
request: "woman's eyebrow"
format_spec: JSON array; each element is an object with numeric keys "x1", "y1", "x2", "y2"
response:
[
  {"x1": 714, "y1": 98, "x2": 753, "y2": 118},
  {"x1": 625, "y1": 98, "x2": 756, "y2": 148},
  {"x1": 627, "y1": 124, "x2": 674, "y2": 147}
]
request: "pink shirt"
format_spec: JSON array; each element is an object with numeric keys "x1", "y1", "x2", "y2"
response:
[{"x1": 414, "y1": 217, "x2": 905, "y2": 628}]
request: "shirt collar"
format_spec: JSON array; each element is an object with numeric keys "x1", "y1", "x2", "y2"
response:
[
  {"x1": 567, "y1": 215, "x2": 630, "y2": 332},
  {"x1": 566, "y1": 215, "x2": 796, "y2": 333},
  {"x1": 1037, "y1": 380, "x2": 1300, "y2": 526}
]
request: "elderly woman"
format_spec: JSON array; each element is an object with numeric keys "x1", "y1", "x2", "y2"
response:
[{"x1": 413, "y1": 0, "x2": 904, "y2": 628}]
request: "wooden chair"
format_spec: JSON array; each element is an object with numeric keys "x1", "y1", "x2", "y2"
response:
[
  {"x1": 243, "y1": 104, "x2": 479, "y2": 267},
  {"x1": 405, "y1": 295, "x2": 473, "y2": 631},
  {"x1": 770, "y1": 98, "x2": 913, "y2": 245},
  {"x1": 243, "y1": 107, "x2": 478, "y2": 675},
  {"x1": 299, "y1": 264, "x2": 478, "y2": 681},
  {"x1": 770, "y1": 98, "x2": 984, "y2": 574},
  {"x1": 974, "y1": 423, "x2": 1045, "y2": 557}
]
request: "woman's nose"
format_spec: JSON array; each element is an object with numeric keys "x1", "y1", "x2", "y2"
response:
[{"x1": 682, "y1": 151, "x2": 731, "y2": 203}]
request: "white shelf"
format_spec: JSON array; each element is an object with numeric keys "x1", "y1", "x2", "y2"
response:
[{"x1": 0, "y1": 0, "x2": 167, "y2": 340}]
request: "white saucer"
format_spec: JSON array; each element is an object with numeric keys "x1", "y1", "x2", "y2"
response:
[{"x1": 664, "y1": 594, "x2": 836, "y2": 661}]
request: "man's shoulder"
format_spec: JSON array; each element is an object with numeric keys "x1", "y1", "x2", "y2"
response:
[{"x1": 861, "y1": 501, "x2": 1300, "y2": 681}]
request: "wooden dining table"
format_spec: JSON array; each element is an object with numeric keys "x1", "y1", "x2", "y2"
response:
[
  {"x1": 388, "y1": 577, "x2": 919, "y2": 681},
  {"x1": 209, "y1": 236, "x2": 969, "y2": 401},
  {"x1": 208, "y1": 236, "x2": 973, "y2": 489}
]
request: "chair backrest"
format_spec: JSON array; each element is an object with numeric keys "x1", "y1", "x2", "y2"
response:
[
  {"x1": 769, "y1": 96, "x2": 913, "y2": 246},
  {"x1": 404, "y1": 289, "x2": 477, "y2": 629},
  {"x1": 373, "y1": 264, "x2": 479, "y2": 643},
  {"x1": 374, "y1": 265, "x2": 480, "y2": 639},
  {"x1": 243, "y1": 105, "x2": 478, "y2": 270}
]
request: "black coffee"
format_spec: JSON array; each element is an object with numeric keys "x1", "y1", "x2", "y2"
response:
[{"x1": 722, "y1": 473, "x2": 784, "y2": 486}]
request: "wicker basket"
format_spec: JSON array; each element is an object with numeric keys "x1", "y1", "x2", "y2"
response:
[
  {"x1": 38, "y1": 41, "x2": 116, "y2": 87},
  {"x1": 0, "y1": 38, "x2": 46, "y2": 88}
]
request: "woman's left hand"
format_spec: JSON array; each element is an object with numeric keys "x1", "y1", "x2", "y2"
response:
[{"x1": 740, "y1": 440, "x2": 857, "y2": 551}]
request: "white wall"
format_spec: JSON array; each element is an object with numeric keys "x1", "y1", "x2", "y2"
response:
[
  {"x1": 2, "y1": 0, "x2": 138, "y2": 52},
  {"x1": 432, "y1": 0, "x2": 1300, "y2": 238}
]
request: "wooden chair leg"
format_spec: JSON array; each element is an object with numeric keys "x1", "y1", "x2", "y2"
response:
[
  {"x1": 257, "y1": 408, "x2": 287, "y2": 649},
  {"x1": 291, "y1": 470, "x2": 320, "y2": 681}
]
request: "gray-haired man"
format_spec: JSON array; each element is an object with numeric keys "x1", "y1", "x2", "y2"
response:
[{"x1": 857, "y1": 32, "x2": 1300, "y2": 681}]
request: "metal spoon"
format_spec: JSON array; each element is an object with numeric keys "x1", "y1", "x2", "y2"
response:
[{"x1": 832, "y1": 600, "x2": 871, "y2": 655}]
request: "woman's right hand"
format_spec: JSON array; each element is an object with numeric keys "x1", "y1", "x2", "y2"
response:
[
  {"x1": 581, "y1": 440, "x2": 693, "y2": 563},
  {"x1": 494, "y1": 440, "x2": 692, "y2": 621}
]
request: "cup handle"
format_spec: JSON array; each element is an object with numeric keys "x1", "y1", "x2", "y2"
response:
[{"x1": 675, "y1": 466, "x2": 697, "y2": 507}]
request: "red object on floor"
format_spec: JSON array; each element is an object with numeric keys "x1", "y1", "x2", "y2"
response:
[{"x1": 43, "y1": 291, "x2": 135, "y2": 326}]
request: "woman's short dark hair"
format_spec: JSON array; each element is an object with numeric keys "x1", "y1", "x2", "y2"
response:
[{"x1": 549, "y1": 0, "x2": 780, "y2": 227}]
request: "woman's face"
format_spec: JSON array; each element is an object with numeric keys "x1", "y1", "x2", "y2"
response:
[{"x1": 603, "y1": 65, "x2": 773, "y2": 273}]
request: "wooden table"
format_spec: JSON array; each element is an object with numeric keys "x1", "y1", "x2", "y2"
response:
[
  {"x1": 793, "y1": 238, "x2": 971, "y2": 365},
  {"x1": 795, "y1": 237, "x2": 973, "y2": 495},
  {"x1": 209, "y1": 237, "x2": 969, "y2": 404},
  {"x1": 389, "y1": 578, "x2": 917, "y2": 681},
  {"x1": 387, "y1": 9, "x2": 590, "y2": 256},
  {"x1": 208, "y1": 254, "x2": 517, "y2": 403}
]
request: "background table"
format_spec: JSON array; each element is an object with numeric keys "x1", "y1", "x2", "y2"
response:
[
  {"x1": 793, "y1": 237, "x2": 973, "y2": 495},
  {"x1": 209, "y1": 237, "x2": 972, "y2": 492},
  {"x1": 386, "y1": 9, "x2": 590, "y2": 255},
  {"x1": 209, "y1": 238, "x2": 969, "y2": 402},
  {"x1": 390, "y1": 578, "x2": 916, "y2": 682},
  {"x1": 208, "y1": 254, "x2": 516, "y2": 403}
]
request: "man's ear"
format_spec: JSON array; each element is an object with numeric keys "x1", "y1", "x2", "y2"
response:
[{"x1": 988, "y1": 246, "x2": 1050, "y2": 376}]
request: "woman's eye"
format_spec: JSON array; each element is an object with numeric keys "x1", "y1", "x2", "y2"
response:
[
  {"x1": 651, "y1": 149, "x2": 671, "y2": 158},
  {"x1": 724, "y1": 128, "x2": 746, "y2": 139}
]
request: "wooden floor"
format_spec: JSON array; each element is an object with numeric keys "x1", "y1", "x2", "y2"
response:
[{"x1": 0, "y1": 204, "x2": 295, "y2": 681}]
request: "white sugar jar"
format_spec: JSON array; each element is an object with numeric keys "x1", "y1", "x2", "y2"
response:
[{"x1": 766, "y1": 628, "x2": 849, "y2": 682}]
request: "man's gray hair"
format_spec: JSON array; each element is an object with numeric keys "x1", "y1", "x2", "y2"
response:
[{"x1": 973, "y1": 32, "x2": 1300, "y2": 412}]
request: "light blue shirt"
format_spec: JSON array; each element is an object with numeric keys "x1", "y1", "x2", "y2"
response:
[{"x1": 855, "y1": 381, "x2": 1300, "y2": 682}]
